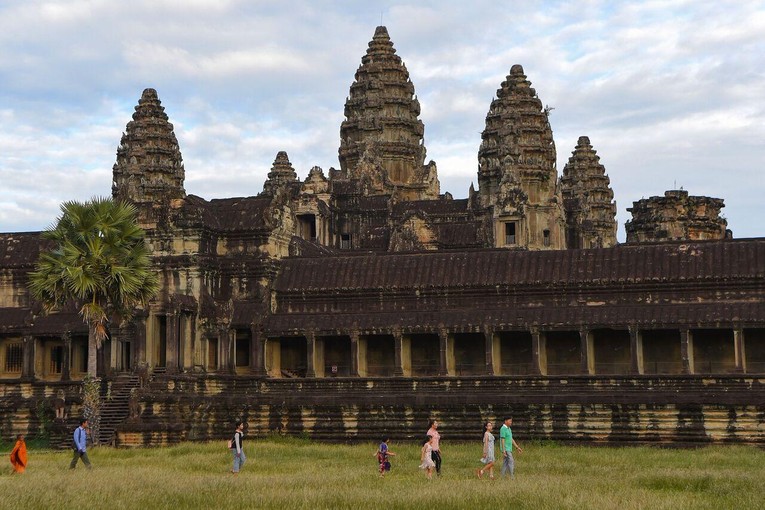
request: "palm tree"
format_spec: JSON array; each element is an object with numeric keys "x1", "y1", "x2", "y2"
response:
[{"x1": 29, "y1": 197, "x2": 159, "y2": 378}]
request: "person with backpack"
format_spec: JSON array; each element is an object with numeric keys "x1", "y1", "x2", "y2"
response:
[
  {"x1": 229, "y1": 420, "x2": 245, "y2": 474},
  {"x1": 69, "y1": 418, "x2": 92, "y2": 470}
]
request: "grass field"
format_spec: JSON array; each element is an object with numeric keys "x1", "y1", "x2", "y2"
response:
[{"x1": 1, "y1": 438, "x2": 763, "y2": 510}]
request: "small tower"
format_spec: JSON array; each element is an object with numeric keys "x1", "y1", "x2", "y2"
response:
[
  {"x1": 262, "y1": 151, "x2": 298, "y2": 196},
  {"x1": 338, "y1": 26, "x2": 439, "y2": 200},
  {"x1": 112, "y1": 88, "x2": 186, "y2": 207},
  {"x1": 626, "y1": 190, "x2": 729, "y2": 243},
  {"x1": 477, "y1": 65, "x2": 565, "y2": 250},
  {"x1": 560, "y1": 136, "x2": 617, "y2": 249}
]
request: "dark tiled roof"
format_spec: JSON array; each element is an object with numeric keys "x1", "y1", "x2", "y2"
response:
[
  {"x1": 0, "y1": 307, "x2": 32, "y2": 332},
  {"x1": 275, "y1": 239, "x2": 765, "y2": 292},
  {"x1": 231, "y1": 301, "x2": 267, "y2": 327},
  {"x1": 207, "y1": 196, "x2": 273, "y2": 232},
  {"x1": 392, "y1": 198, "x2": 470, "y2": 216},
  {"x1": 0, "y1": 232, "x2": 46, "y2": 267},
  {"x1": 435, "y1": 221, "x2": 482, "y2": 247},
  {"x1": 31, "y1": 312, "x2": 88, "y2": 335}
]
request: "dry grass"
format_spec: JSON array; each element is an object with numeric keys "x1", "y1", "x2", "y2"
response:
[{"x1": 1, "y1": 438, "x2": 763, "y2": 510}]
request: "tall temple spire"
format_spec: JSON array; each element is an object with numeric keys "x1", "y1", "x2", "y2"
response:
[
  {"x1": 262, "y1": 151, "x2": 298, "y2": 195},
  {"x1": 338, "y1": 26, "x2": 439, "y2": 200},
  {"x1": 477, "y1": 65, "x2": 565, "y2": 249},
  {"x1": 112, "y1": 88, "x2": 186, "y2": 205},
  {"x1": 561, "y1": 136, "x2": 617, "y2": 248}
]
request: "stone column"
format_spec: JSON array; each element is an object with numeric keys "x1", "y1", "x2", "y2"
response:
[
  {"x1": 21, "y1": 335, "x2": 35, "y2": 380},
  {"x1": 531, "y1": 328, "x2": 547, "y2": 376},
  {"x1": 484, "y1": 326, "x2": 496, "y2": 376},
  {"x1": 349, "y1": 330, "x2": 360, "y2": 377},
  {"x1": 438, "y1": 327, "x2": 450, "y2": 376},
  {"x1": 218, "y1": 325, "x2": 233, "y2": 373},
  {"x1": 680, "y1": 329, "x2": 694, "y2": 375},
  {"x1": 61, "y1": 332, "x2": 71, "y2": 381},
  {"x1": 306, "y1": 330, "x2": 317, "y2": 378},
  {"x1": 734, "y1": 328, "x2": 746, "y2": 373},
  {"x1": 165, "y1": 312, "x2": 179, "y2": 373},
  {"x1": 134, "y1": 312, "x2": 148, "y2": 368},
  {"x1": 629, "y1": 325, "x2": 644, "y2": 375},
  {"x1": 250, "y1": 325, "x2": 266, "y2": 376},
  {"x1": 579, "y1": 328, "x2": 594, "y2": 375},
  {"x1": 393, "y1": 329, "x2": 404, "y2": 377}
]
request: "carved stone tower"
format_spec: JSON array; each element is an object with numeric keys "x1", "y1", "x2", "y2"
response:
[
  {"x1": 477, "y1": 65, "x2": 565, "y2": 250},
  {"x1": 339, "y1": 26, "x2": 439, "y2": 200},
  {"x1": 112, "y1": 88, "x2": 186, "y2": 209},
  {"x1": 262, "y1": 151, "x2": 298, "y2": 196},
  {"x1": 626, "y1": 190, "x2": 729, "y2": 243},
  {"x1": 561, "y1": 136, "x2": 617, "y2": 249}
]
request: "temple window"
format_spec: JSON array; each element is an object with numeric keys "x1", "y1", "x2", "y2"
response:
[
  {"x1": 4, "y1": 342, "x2": 22, "y2": 372},
  {"x1": 504, "y1": 222, "x2": 517, "y2": 245},
  {"x1": 341, "y1": 233, "x2": 351, "y2": 249},
  {"x1": 298, "y1": 214, "x2": 317, "y2": 242},
  {"x1": 50, "y1": 345, "x2": 64, "y2": 374},
  {"x1": 543, "y1": 229, "x2": 551, "y2": 246}
]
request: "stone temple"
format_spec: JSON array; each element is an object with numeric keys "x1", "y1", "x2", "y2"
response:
[{"x1": 1, "y1": 27, "x2": 763, "y2": 447}]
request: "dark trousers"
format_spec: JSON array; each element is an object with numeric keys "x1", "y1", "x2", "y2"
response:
[
  {"x1": 431, "y1": 450, "x2": 442, "y2": 475},
  {"x1": 69, "y1": 450, "x2": 92, "y2": 469}
]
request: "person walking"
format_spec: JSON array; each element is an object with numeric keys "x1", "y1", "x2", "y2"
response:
[
  {"x1": 230, "y1": 420, "x2": 246, "y2": 475},
  {"x1": 426, "y1": 419, "x2": 442, "y2": 476},
  {"x1": 499, "y1": 416, "x2": 522, "y2": 478},
  {"x1": 418, "y1": 435, "x2": 435, "y2": 479},
  {"x1": 69, "y1": 419, "x2": 92, "y2": 470},
  {"x1": 375, "y1": 437, "x2": 396, "y2": 477},
  {"x1": 9, "y1": 434, "x2": 27, "y2": 474},
  {"x1": 477, "y1": 421, "x2": 496, "y2": 479}
]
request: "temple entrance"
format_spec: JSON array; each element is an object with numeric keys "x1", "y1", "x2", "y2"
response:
[
  {"x1": 207, "y1": 338, "x2": 218, "y2": 371},
  {"x1": 453, "y1": 333, "x2": 485, "y2": 375},
  {"x1": 72, "y1": 336, "x2": 87, "y2": 377},
  {"x1": 323, "y1": 336, "x2": 352, "y2": 377},
  {"x1": 116, "y1": 340, "x2": 132, "y2": 372},
  {"x1": 280, "y1": 337, "x2": 307, "y2": 378},
  {"x1": 744, "y1": 329, "x2": 765, "y2": 373},
  {"x1": 155, "y1": 315, "x2": 167, "y2": 368},
  {"x1": 641, "y1": 330, "x2": 681, "y2": 374},
  {"x1": 410, "y1": 334, "x2": 439, "y2": 376},
  {"x1": 692, "y1": 329, "x2": 735, "y2": 373},
  {"x1": 499, "y1": 331, "x2": 533, "y2": 375},
  {"x1": 592, "y1": 329, "x2": 630, "y2": 375},
  {"x1": 235, "y1": 330, "x2": 251, "y2": 374},
  {"x1": 545, "y1": 331, "x2": 581, "y2": 375},
  {"x1": 365, "y1": 335, "x2": 395, "y2": 377}
]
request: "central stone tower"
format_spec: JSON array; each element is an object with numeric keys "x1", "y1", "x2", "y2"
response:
[
  {"x1": 477, "y1": 65, "x2": 565, "y2": 250},
  {"x1": 338, "y1": 26, "x2": 439, "y2": 200}
]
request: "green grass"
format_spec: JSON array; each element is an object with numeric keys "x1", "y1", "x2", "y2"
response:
[{"x1": 0, "y1": 439, "x2": 763, "y2": 510}]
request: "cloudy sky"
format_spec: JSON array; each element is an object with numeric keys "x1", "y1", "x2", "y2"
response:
[{"x1": 1, "y1": 0, "x2": 763, "y2": 240}]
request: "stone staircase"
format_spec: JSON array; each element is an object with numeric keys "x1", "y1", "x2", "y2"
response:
[{"x1": 97, "y1": 374, "x2": 140, "y2": 446}]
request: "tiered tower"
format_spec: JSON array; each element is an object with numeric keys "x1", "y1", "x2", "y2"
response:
[
  {"x1": 560, "y1": 136, "x2": 617, "y2": 249},
  {"x1": 477, "y1": 65, "x2": 565, "y2": 250},
  {"x1": 112, "y1": 88, "x2": 186, "y2": 211},
  {"x1": 626, "y1": 190, "x2": 729, "y2": 243},
  {"x1": 338, "y1": 26, "x2": 439, "y2": 200},
  {"x1": 262, "y1": 151, "x2": 298, "y2": 196}
]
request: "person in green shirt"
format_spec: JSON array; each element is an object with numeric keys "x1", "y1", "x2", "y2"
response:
[{"x1": 499, "y1": 416, "x2": 523, "y2": 478}]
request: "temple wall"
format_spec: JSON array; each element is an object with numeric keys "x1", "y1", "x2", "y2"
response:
[
  {"x1": 0, "y1": 381, "x2": 83, "y2": 444},
  {"x1": 114, "y1": 374, "x2": 765, "y2": 447}
]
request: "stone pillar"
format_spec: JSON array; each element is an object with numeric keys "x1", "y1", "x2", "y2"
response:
[
  {"x1": 580, "y1": 328, "x2": 594, "y2": 375},
  {"x1": 306, "y1": 330, "x2": 317, "y2": 378},
  {"x1": 680, "y1": 329, "x2": 694, "y2": 375},
  {"x1": 166, "y1": 312, "x2": 179, "y2": 373},
  {"x1": 218, "y1": 326, "x2": 233, "y2": 373},
  {"x1": 21, "y1": 335, "x2": 35, "y2": 380},
  {"x1": 265, "y1": 338, "x2": 281, "y2": 377},
  {"x1": 734, "y1": 328, "x2": 746, "y2": 373},
  {"x1": 629, "y1": 325, "x2": 644, "y2": 375},
  {"x1": 393, "y1": 329, "x2": 404, "y2": 377},
  {"x1": 61, "y1": 332, "x2": 71, "y2": 381},
  {"x1": 134, "y1": 312, "x2": 147, "y2": 368},
  {"x1": 484, "y1": 326, "x2": 497, "y2": 375},
  {"x1": 438, "y1": 327, "x2": 451, "y2": 376},
  {"x1": 250, "y1": 325, "x2": 266, "y2": 376},
  {"x1": 531, "y1": 328, "x2": 547, "y2": 376},
  {"x1": 349, "y1": 330, "x2": 360, "y2": 377}
]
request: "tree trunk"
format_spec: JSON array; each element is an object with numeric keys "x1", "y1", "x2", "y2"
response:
[{"x1": 88, "y1": 323, "x2": 98, "y2": 378}]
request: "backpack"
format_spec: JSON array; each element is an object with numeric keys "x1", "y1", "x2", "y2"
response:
[{"x1": 228, "y1": 432, "x2": 238, "y2": 450}]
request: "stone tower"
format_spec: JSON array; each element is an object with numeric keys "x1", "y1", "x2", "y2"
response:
[
  {"x1": 338, "y1": 26, "x2": 439, "y2": 200},
  {"x1": 112, "y1": 88, "x2": 186, "y2": 209},
  {"x1": 561, "y1": 136, "x2": 617, "y2": 249},
  {"x1": 262, "y1": 151, "x2": 298, "y2": 196},
  {"x1": 625, "y1": 190, "x2": 729, "y2": 243},
  {"x1": 477, "y1": 65, "x2": 565, "y2": 250}
]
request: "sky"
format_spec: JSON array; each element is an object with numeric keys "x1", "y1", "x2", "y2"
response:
[{"x1": 0, "y1": 0, "x2": 763, "y2": 241}]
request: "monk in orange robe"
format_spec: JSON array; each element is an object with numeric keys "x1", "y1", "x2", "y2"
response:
[{"x1": 10, "y1": 434, "x2": 27, "y2": 474}]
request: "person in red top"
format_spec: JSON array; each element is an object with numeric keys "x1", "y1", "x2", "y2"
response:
[
  {"x1": 10, "y1": 434, "x2": 27, "y2": 474},
  {"x1": 426, "y1": 419, "x2": 442, "y2": 476}
]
